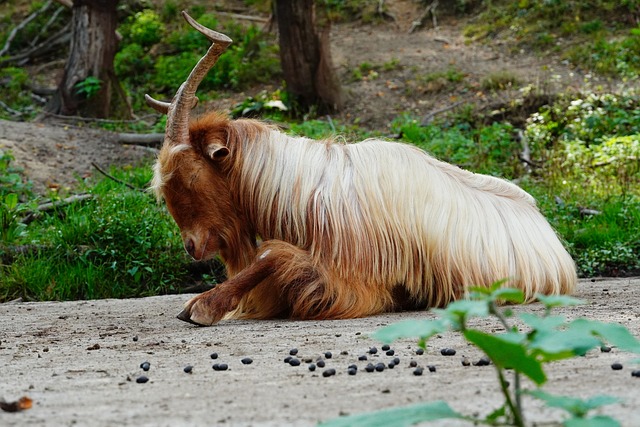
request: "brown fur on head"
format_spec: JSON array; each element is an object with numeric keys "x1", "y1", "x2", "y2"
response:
[{"x1": 151, "y1": 112, "x2": 246, "y2": 262}]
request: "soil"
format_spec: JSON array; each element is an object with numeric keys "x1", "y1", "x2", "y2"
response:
[
  {"x1": 1, "y1": 2, "x2": 639, "y2": 426},
  {"x1": 1, "y1": 278, "x2": 639, "y2": 426}
]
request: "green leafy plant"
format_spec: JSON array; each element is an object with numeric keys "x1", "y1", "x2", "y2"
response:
[
  {"x1": 75, "y1": 76, "x2": 102, "y2": 99},
  {"x1": 0, "y1": 193, "x2": 26, "y2": 244},
  {"x1": 322, "y1": 282, "x2": 640, "y2": 426}
]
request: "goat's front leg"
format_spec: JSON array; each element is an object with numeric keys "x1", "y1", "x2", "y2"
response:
[{"x1": 177, "y1": 248, "x2": 277, "y2": 326}]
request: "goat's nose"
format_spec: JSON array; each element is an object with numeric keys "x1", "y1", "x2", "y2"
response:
[{"x1": 184, "y1": 238, "x2": 196, "y2": 258}]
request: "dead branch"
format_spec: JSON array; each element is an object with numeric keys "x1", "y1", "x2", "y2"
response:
[
  {"x1": 0, "y1": 23, "x2": 71, "y2": 67},
  {"x1": 91, "y1": 162, "x2": 145, "y2": 192},
  {"x1": 517, "y1": 130, "x2": 534, "y2": 173},
  {"x1": 420, "y1": 100, "x2": 464, "y2": 126},
  {"x1": 409, "y1": 0, "x2": 439, "y2": 34},
  {"x1": 215, "y1": 11, "x2": 269, "y2": 23},
  {"x1": 53, "y1": 0, "x2": 73, "y2": 7},
  {"x1": 21, "y1": 193, "x2": 94, "y2": 224},
  {"x1": 117, "y1": 133, "x2": 164, "y2": 146},
  {"x1": 0, "y1": 0, "x2": 53, "y2": 57},
  {"x1": 0, "y1": 100, "x2": 24, "y2": 117}
]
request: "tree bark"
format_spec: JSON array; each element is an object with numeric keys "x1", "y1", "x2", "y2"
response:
[
  {"x1": 275, "y1": 0, "x2": 344, "y2": 113},
  {"x1": 47, "y1": 0, "x2": 130, "y2": 119}
]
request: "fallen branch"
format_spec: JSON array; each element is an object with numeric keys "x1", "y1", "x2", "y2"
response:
[
  {"x1": 116, "y1": 133, "x2": 164, "y2": 146},
  {"x1": 21, "y1": 193, "x2": 94, "y2": 224},
  {"x1": 409, "y1": 0, "x2": 439, "y2": 34},
  {"x1": 0, "y1": 23, "x2": 71, "y2": 67},
  {"x1": 215, "y1": 11, "x2": 269, "y2": 23},
  {"x1": 0, "y1": 100, "x2": 24, "y2": 117},
  {"x1": 517, "y1": 130, "x2": 534, "y2": 172},
  {"x1": 420, "y1": 100, "x2": 464, "y2": 126},
  {"x1": 0, "y1": 0, "x2": 53, "y2": 57},
  {"x1": 91, "y1": 162, "x2": 145, "y2": 192}
]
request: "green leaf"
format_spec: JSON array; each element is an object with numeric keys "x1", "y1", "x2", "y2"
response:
[
  {"x1": 318, "y1": 401, "x2": 466, "y2": 427},
  {"x1": 520, "y1": 313, "x2": 567, "y2": 331},
  {"x1": 373, "y1": 319, "x2": 448, "y2": 344},
  {"x1": 570, "y1": 319, "x2": 640, "y2": 353},
  {"x1": 464, "y1": 329, "x2": 547, "y2": 385},
  {"x1": 564, "y1": 415, "x2": 621, "y2": 427},
  {"x1": 437, "y1": 299, "x2": 489, "y2": 323},
  {"x1": 536, "y1": 294, "x2": 585, "y2": 309},
  {"x1": 4, "y1": 193, "x2": 18, "y2": 210},
  {"x1": 492, "y1": 287, "x2": 525, "y2": 304},
  {"x1": 527, "y1": 389, "x2": 619, "y2": 418}
]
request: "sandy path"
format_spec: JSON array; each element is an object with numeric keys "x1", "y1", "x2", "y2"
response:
[{"x1": 1, "y1": 277, "x2": 639, "y2": 426}]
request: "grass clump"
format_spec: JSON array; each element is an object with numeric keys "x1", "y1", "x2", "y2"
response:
[{"x1": 0, "y1": 162, "x2": 219, "y2": 302}]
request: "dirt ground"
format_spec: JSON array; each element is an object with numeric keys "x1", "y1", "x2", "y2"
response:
[{"x1": 1, "y1": 277, "x2": 639, "y2": 426}]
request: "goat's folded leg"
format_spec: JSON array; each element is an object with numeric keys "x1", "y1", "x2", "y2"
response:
[{"x1": 177, "y1": 240, "x2": 316, "y2": 325}]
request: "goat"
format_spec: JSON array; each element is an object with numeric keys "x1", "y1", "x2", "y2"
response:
[{"x1": 146, "y1": 12, "x2": 577, "y2": 326}]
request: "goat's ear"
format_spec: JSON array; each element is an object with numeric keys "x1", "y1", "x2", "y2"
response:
[{"x1": 206, "y1": 143, "x2": 229, "y2": 160}]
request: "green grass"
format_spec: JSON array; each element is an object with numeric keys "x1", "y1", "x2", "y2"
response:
[{"x1": 0, "y1": 163, "x2": 220, "y2": 302}]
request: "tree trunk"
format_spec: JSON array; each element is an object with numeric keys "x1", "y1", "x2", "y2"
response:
[
  {"x1": 275, "y1": 0, "x2": 344, "y2": 113},
  {"x1": 47, "y1": 0, "x2": 130, "y2": 119}
]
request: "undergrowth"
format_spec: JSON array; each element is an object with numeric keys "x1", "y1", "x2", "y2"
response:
[{"x1": 0, "y1": 163, "x2": 220, "y2": 302}]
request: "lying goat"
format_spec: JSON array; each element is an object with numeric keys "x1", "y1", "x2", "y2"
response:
[{"x1": 146, "y1": 12, "x2": 577, "y2": 326}]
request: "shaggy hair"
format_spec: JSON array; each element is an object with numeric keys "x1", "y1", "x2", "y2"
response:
[{"x1": 154, "y1": 111, "x2": 577, "y2": 322}]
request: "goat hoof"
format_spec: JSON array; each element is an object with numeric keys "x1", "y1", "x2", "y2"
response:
[{"x1": 177, "y1": 308, "x2": 204, "y2": 326}]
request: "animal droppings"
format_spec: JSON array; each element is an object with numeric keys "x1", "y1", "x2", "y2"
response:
[
  {"x1": 289, "y1": 348, "x2": 298, "y2": 356},
  {"x1": 413, "y1": 367, "x2": 424, "y2": 376},
  {"x1": 365, "y1": 363, "x2": 375, "y2": 373},
  {"x1": 368, "y1": 347, "x2": 378, "y2": 354},
  {"x1": 284, "y1": 356, "x2": 292, "y2": 363},
  {"x1": 415, "y1": 348, "x2": 424, "y2": 355},
  {"x1": 241, "y1": 357, "x2": 253, "y2": 365},
  {"x1": 427, "y1": 365, "x2": 436, "y2": 372},
  {"x1": 611, "y1": 362, "x2": 623, "y2": 370},
  {"x1": 385, "y1": 349, "x2": 395, "y2": 356},
  {"x1": 631, "y1": 370, "x2": 640, "y2": 378},
  {"x1": 358, "y1": 355, "x2": 368, "y2": 361},
  {"x1": 375, "y1": 363, "x2": 385, "y2": 372},
  {"x1": 140, "y1": 362, "x2": 150, "y2": 371},
  {"x1": 308, "y1": 363, "x2": 316, "y2": 372},
  {"x1": 381, "y1": 344, "x2": 390, "y2": 351},
  {"x1": 409, "y1": 360, "x2": 418, "y2": 368},
  {"x1": 474, "y1": 356, "x2": 491, "y2": 366},
  {"x1": 600, "y1": 346, "x2": 612, "y2": 353},
  {"x1": 322, "y1": 368, "x2": 336, "y2": 377},
  {"x1": 316, "y1": 360, "x2": 326, "y2": 368},
  {"x1": 183, "y1": 365, "x2": 193, "y2": 374},
  {"x1": 210, "y1": 352, "x2": 218, "y2": 359},
  {"x1": 392, "y1": 357, "x2": 400, "y2": 365},
  {"x1": 440, "y1": 348, "x2": 456, "y2": 356},
  {"x1": 347, "y1": 367, "x2": 357, "y2": 375},
  {"x1": 136, "y1": 375, "x2": 149, "y2": 383},
  {"x1": 324, "y1": 351, "x2": 332, "y2": 359},
  {"x1": 212, "y1": 363, "x2": 229, "y2": 371},
  {"x1": 288, "y1": 358, "x2": 301, "y2": 367}
]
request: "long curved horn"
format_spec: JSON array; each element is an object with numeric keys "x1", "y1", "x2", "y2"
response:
[{"x1": 146, "y1": 11, "x2": 232, "y2": 145}]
